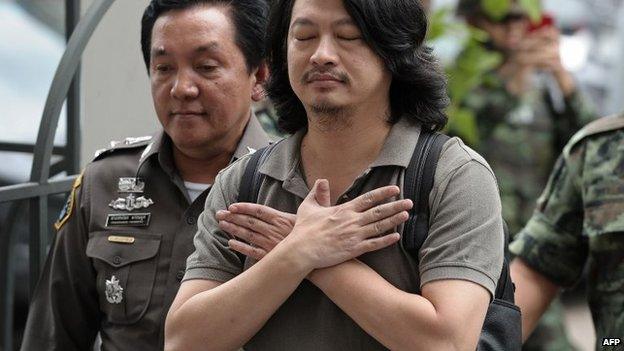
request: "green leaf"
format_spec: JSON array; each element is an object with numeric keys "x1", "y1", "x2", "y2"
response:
[
  {"x1": 446, "y1": 107, "x2": 480, "y2": 146},
  {"x1": 427, "y1": 8, "x2": 450, "y2": 40},
  {"x1": 481, "y1": 0, "x2": 511, "y2": 21},
  {"x1": 519, "y1": 0, "x2": 542, "y2": 22}
]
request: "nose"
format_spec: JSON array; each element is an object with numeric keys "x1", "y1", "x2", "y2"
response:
[
  {"x1": 310, "y1": 35, "x2": 339, "y2": 67},
  {"x1": 170, "y1": 70, "x2": 199, "y2": 100}
]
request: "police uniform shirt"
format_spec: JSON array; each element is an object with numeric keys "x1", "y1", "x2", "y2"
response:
[{"x1": 20, "y1": 116, "x2": 270, "y2": 351}]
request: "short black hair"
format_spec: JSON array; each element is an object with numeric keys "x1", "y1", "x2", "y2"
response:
[
  {"x1": 266, "y1": 0, "x2": 449, "y2": 134},
  {"x1": 141, "y1": 0, "x2": 268, "y2": 72}
]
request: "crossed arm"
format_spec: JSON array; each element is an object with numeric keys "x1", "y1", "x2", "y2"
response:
[{"x1": 165, "y1": 180, "x2": 491, "y2": 351}]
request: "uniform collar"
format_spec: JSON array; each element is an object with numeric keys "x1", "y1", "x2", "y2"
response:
[
  {"x1": 138, "y1": 113, "x2": 271, "y2": 174},
  {"x1": 259, "y1": 117, "x2": 421, "y2": 182},
  {"x1": 232, "y1": 112, "x2": 272, "y2": 160}
]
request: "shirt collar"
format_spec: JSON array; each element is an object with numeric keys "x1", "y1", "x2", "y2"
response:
[
  {"x1": 259, "y1": 117, "x2": 421, "y2": 182},
  {"x1": 370, "y1": 117, "x2": 421, "y2": 168},
  {"x1": 232, "y1": 113, "x2": 272, "y2": 160},
  {"x1": 138, "y1": 113, "x2": 271, "y2": 174}
]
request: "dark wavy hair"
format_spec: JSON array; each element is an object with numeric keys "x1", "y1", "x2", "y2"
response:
[
  {"x1": 266, "y1": 0, "x2": 449, "y2": 134},
  {"x1": 141, "y1": 0, "x2": 268, "y2": 73}
]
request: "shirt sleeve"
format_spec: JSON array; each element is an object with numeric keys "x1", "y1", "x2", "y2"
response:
[
  {"x1": 418, "y1": 139, "x2": 504, "y2": 298},
  {"x1": 183, "y1": 158, "x2": 249, "y2": 283},
  {"x1": 21, "y1": 174, "x2": 100, "y2": 351},
  {"x1": 509, "y1": 148, "x2": 587, "y2": 287}
]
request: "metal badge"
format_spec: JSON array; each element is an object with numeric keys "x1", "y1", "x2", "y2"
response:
[
  {"x1": 118, "y1": 177, "x2": 145, "y2": 193},
  {"x1": 108, "y1": 235, "x2": 135, "y2": 244},
  {"x1": 108, "y1": 193, "x2": 153, "y2": 212},
  {"x1": 105, "y1": 275, "x2": 124, "y2": 304}
]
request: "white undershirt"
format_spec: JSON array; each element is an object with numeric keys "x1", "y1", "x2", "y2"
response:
[{"x1": 184, "y1": 181, "x2": 211, "y2": 202}]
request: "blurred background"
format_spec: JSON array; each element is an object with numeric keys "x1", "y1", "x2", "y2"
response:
[{"x1": 2, "y1": 0, "x2": 624, "y2": 349}]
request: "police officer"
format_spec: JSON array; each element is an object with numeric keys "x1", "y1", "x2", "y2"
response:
[
  {"x1": 20, "y1": 1, "x2": 270, "y2": 350},
  {"x1": 510, "y1": 114, "x2": 624, "y2": 351}
]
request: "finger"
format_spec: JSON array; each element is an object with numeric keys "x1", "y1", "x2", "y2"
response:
[
  {"x1": 228, "y1": 239, "x2": 267, "y2": 261},
  {"x1": 215, "y1": 209, "x2": 230, "y2": 221},
  {"x1": 315, "y1": 179, "x2": 331, "y2": 207},
  {"x1": 222, "y1": 212, "x2": 287, "y2": 241},
  {"x1": 360, "y1": 199, "x2": 413, "y2": 225},
  {"x1": 360, "y1": 211, "x2": 409, "y2": 238},
  {"x1": 303, "y1": 179, "x2": 325, "y2": 204},
  {"x1": 219, "y1": 220, "x2": 276, "y2": 251},
  {"x1": 353, "y1": 232, "x2": 401, "y2": 256},
  {"x1": 229, "y1": 203, "x2": 296, "y2": 226},
  {"x1": 348, "y1": 186, "x2": 401, "y2": 212}
]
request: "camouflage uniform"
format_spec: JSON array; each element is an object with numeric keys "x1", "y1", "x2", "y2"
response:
[
  {"x1": 455, "y1": 69, "x2": 594, "y2": 350},
  {"x1": 459, "y1": 72, "x2": 593, "y2": 233},
  {"x1": 510, "y1": 114, "x2": 624, "y2": 350}
]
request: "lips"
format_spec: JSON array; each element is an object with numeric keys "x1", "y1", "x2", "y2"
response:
[
  {"x1": 308, "y1": 73, "x2": 342, "y2": 83},
  {"x1": 170, "y1": 111, "x2": 207, "y2": 118}
]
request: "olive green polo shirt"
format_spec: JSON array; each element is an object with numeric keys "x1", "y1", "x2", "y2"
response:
[{"x1": 185, "y1": 118, "x2": 504, "y2": 350}]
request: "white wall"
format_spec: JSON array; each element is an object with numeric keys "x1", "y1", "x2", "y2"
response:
[{"x1": 80, "y1": 0, "x2": 157, "y2": 167}]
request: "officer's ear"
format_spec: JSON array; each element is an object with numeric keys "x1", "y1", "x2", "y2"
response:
[{"x1": 251, "y1": 61, "x2": 269, "y2": 102}]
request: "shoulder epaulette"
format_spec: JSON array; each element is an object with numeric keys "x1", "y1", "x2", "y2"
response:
[
  {"x1": 93, "y1": 136, "x2": 152, "y2": 161},
  {"x1": 564, "y1": 113, "x2": 624, "y2": 158}
]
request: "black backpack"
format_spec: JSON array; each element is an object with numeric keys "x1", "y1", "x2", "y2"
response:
[{"x1": 238, "y1": 130, "x2": 522, "y2": 351}]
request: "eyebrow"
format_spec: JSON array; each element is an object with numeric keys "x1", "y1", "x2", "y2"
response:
[
  {"x1": 150, "y1": 42, "x2": 220, "y2": 59},
  {"x1": 290, "y1": 17, "x2": 356, "y2": 29}
]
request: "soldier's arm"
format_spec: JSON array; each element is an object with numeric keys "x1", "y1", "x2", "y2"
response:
[
  {"x1": 21, "y1": 174, "x2": 100, "y2": 351},
  {"x1": 509, "y1": 147, "x2": 586, "y2": 343},
  {"x1": 510, "y1": 258, "x2": 560, "y2": 340}
]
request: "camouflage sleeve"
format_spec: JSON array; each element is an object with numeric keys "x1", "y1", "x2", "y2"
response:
[{"x1": 509, "y1": 145, "x2": 587, "y2": 287}]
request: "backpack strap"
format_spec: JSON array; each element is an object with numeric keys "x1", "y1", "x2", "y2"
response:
[
  {"x1": 403, "y1": 131, "x2": 515, "y2": 302},
  {"x1": 234, "y1": 143, "x2": 277, "y2": 263},
  {"x1": 402, "y1": 129, "x2": 450, "y2": 255},
  {"x1": 239, "y1": 145, "x2": 271, "y2": 203}
]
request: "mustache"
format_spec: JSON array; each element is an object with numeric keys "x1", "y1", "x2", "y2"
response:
[{"x1": 301, "y1": 68, "x2": 349, "y2": 84}]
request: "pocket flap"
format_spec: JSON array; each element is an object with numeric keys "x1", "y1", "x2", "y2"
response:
[{"x1": 86, "y1": 231, "x2": 161, "y2": 267}]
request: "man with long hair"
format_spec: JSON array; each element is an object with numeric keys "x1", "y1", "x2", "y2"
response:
[{"x1": 166, "y1": 1, "x2": 504, "y2": 350}]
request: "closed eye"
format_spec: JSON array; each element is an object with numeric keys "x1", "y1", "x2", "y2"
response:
[
  {"x1": 155, "y1": 64, "x2": 172, "y2": 73},
  {"x1": 198, "y1": 64, "x2": 217, "y2": 72}
]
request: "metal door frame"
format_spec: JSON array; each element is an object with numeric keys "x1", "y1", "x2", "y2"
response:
[{"x1": 0, "y1": 1, "x2": 115, "y2": 349}]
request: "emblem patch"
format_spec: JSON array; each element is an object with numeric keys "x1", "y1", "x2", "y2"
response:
[
  {"x1": 109, "y1": 193, "x2": 153, "y2": 211},
  {"x1": 54, "y1": 173, "x2": 83, "y2": 231},
  {"x1": 105, "y1": 275, "x2": 124, "y2": 304},
  {"x1": 118, "y1": 177, "x2": 145, "y2": 193}
]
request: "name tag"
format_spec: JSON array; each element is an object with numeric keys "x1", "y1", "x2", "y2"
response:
[{"x1": 106, "y1": 213, "x2": 151, "y2": 227}]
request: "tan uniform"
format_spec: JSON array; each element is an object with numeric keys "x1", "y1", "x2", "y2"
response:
[{"x1": 20, "y1": 117, "x2": 270, "y2": 351}]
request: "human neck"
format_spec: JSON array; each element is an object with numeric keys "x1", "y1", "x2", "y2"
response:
[
  {"x1": 172, "y1": 145, "x2": 232, "y2": 184},
  {"x1": 300, "y1": 106, "x2": 392, "y2": 204}
]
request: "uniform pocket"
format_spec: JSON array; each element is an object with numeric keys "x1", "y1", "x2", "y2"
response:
[{"x1": 87, "y1": 231, "x2": 161, "y2": 324}]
